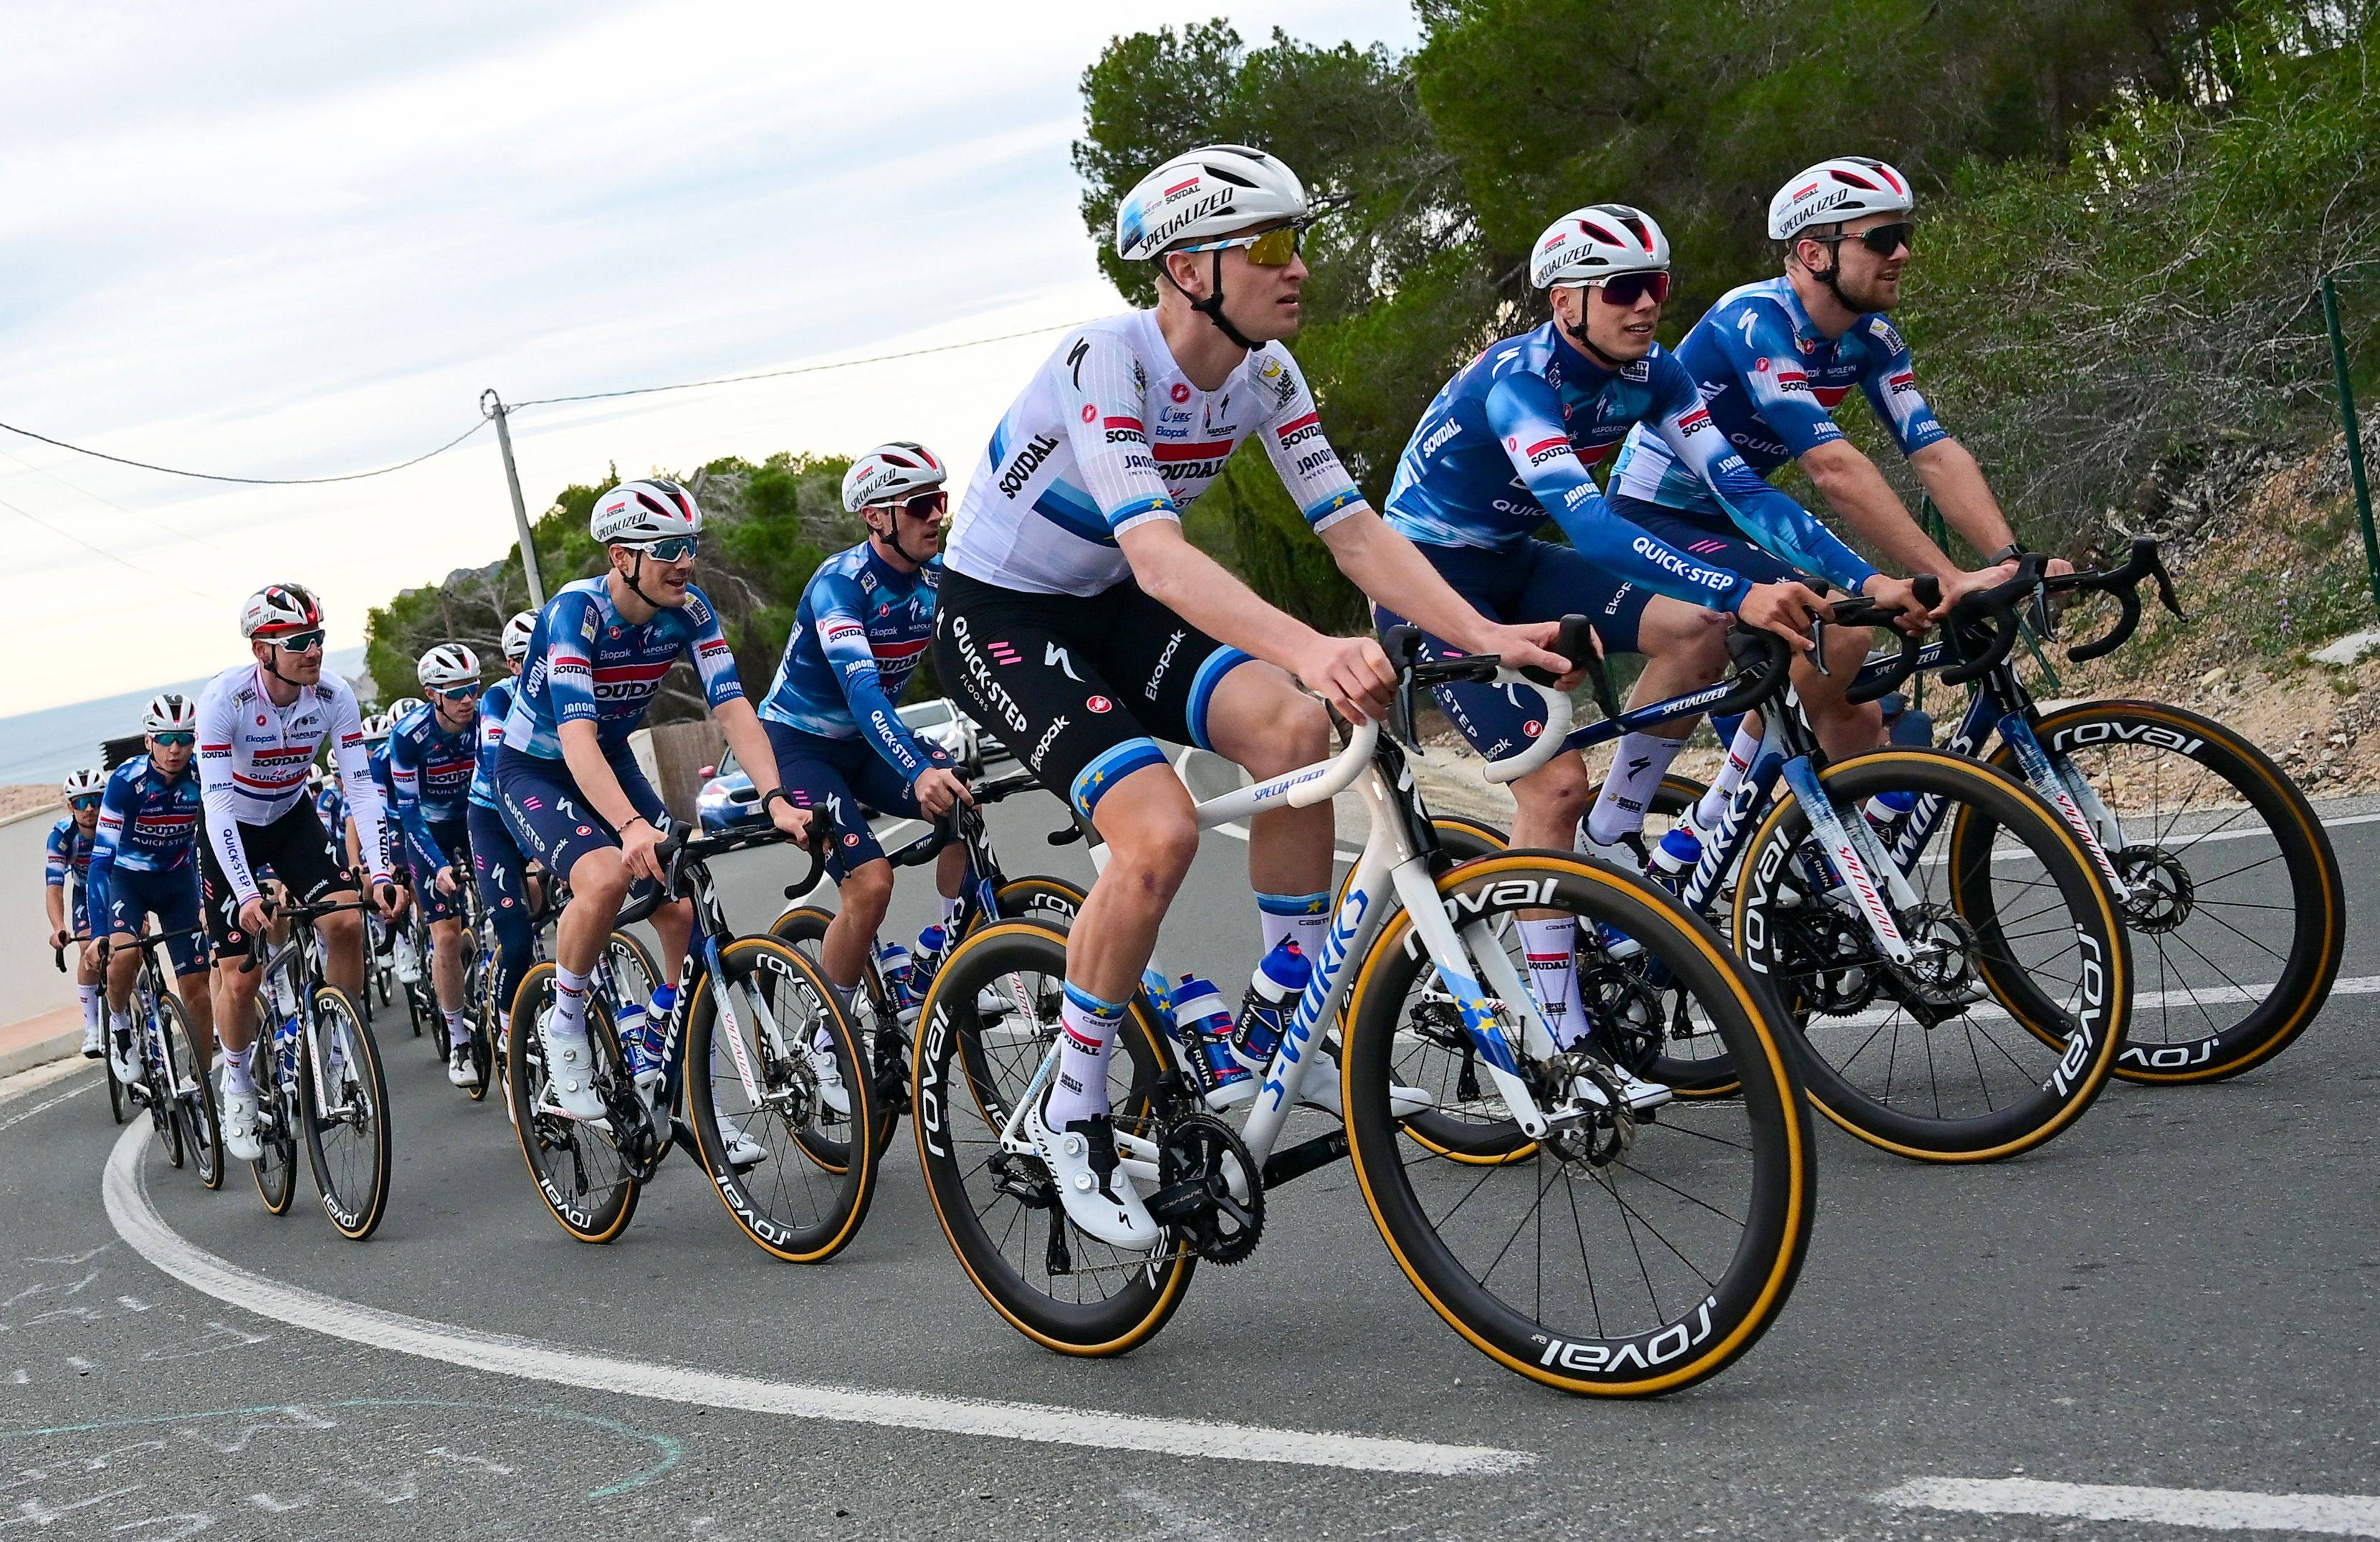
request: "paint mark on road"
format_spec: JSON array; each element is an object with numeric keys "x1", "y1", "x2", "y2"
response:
[{"x1": 1880, "y1": 1476, "x2": 2380, "y2": 1536}]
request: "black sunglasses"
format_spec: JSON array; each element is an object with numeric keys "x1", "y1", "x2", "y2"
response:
[
  {"x1": 69, "y1": 795, "x2": 100, "y2": 811},
  {"x1": 1822, "y1": 222, "x2": 1913, "y2": 257}
]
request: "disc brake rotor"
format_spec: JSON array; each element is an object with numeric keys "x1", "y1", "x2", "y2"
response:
[{"x1": 2113, "y1": 845, "x2": 2194, "y2": 932}]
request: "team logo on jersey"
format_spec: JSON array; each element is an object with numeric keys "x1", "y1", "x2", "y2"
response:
[
  {"x1": 843, "y1": 832, "x2": 861, "y2": 847},
  {"x1": 1524, "y1": 436, "x2": 1568, "y2": 468},
  {"x1": 575, "y1": 825, "x2": 592, "y2": 836},
  {"x1": 1081, "y1": 404, "x2": 1096, "y2": 423},
  {"x1": 996, "y1": 432, "x2": 1060, "y2": 498},
  {"x1": 1753, "y1": 357, "x2": 1770, "y2": 373},
  {"x1": 1086, "y1": 695, "x2": 1112, "y2": 714},
  {"x1": 1170, "y1": 382, "x2": 1191, "y2": 404},
  {"x1": 1677, "y1": 406, "x2": 1714, "y2": 437},
  {"x1": 1524, "y1": 720, "x2": 1542, "y2": 738}
]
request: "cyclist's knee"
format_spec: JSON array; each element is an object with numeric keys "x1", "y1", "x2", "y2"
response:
[
  {"x1": 1105, "y1": 812, "x2": 1200, "y2": 905},
  {"x1": 319, "y1": 910, "x2": 362, "y2": 948},
  {"x1": 1207, "y1": 665, "x2": 1328, "y2": 776},
  {"x1": 569, "y1": 851, "x2": 629, "y2": 910},
  {"x1": 1639, "y1": 602, "x2": 1728, "y2": 681},
  {"x1": 1515, "y1": 753, "x2": 1594, "y2": 824},
  {"x1": 838, "y1": 860, "x2": 893, "y2": 925}
]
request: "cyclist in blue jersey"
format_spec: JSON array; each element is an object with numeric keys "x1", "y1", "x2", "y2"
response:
[
  {"x1": 937, "y1": 144, "x2": 1575, "y2": 1248},
  {"x1": 760, "y1": 443, "x2": 970, "y2": 1113},
  {"x1": 1610, "y1": 156, "x2": 2055, "y2": 773},
  {"x1": 312, "y1": 766, "x2": 345, "y2": 859},
  {"x1": 391, "y1": 644, "x2": 488, "y2": 1089},
  {"x1": 362, "y1": 713, "x2": 420, "y2": 987},
  {"x1": 47, "y1": 769, "x2": 104, "y2": 1059},
  {"x1": 469, "y1": 610, "x2": 540, "y2": 1057},
  {"x1": 85, "y1": 693, "x2": 211, "y2": 1085},
  {"x1": 497, "y1": 478, "x2": 810, "y2": 1123}
]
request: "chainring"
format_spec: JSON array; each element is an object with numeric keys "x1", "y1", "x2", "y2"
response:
[{"x1": 1150, "y1": 1113, "x2": 1265, "y2": 1265}]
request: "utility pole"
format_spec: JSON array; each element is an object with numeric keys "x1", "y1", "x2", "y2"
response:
[{"x1": 482, "y1": 389, "x2": 545, "y2": 609}]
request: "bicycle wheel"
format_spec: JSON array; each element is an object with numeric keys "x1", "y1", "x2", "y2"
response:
[
  {"x1": 985, "y1": 875, "x2": 1088, "y2": 933},
  {"x1": 768, "y1": 905, "x2": 905, "y2": 1161},
  {"x1": 300, "y1": 986, "x2": 391, "y2": 1240},
  {"x1": 1342, "y1": 851, "x2": 1815, "y2": 1396},
  {"x1": 161, "y1": 994, "x2": 224, "y2": 1191},
  {"x1": 142, "y1": 999, "x2": 183, "y2": 1169},
  {"x1": 505, "y1": 962, "x2": 641, "y2": 1244},
  {"x1": 252, "y1": 1047, "x2": 300, "y2": 1217},
  {"x1": 685, "y1": 936, "x2": 879, "y2": 1262},
  {"x1": 1737, "y1": 750, "x2": 2129, "y2": 1163},
  {"x1": 104, "y1": 1038, "x2": 125, "y2": 1125},
  {"x1": 1988, "y1": 700, "x2": 2343, "y2": 1082},
  {"x1": 913, "y1": 920, "x2": 1195, "y2": 1356},
  {"x1": 596, "y1": 929, "x2": 661, "y2": 1022}
]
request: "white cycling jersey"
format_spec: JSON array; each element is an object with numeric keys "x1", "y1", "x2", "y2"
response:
[
  {"x1": 195, "y1": 662, "x2": 389, "y2": 906},
  {"x1": 944, "y1": 310, "x2": 1366, "y2": 597}
]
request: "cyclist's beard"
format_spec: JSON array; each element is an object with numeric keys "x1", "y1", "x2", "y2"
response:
[{"x1": 1828, "y1": 265, "x2": 1900, "y2": 315}]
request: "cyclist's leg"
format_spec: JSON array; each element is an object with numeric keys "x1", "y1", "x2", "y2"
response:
[
  {"x1": 99, "y1": 882, "x2": 145, "y2": 1078},
  {"x1": 606, "y1": 751, "x2": 692, "y2": 994},
  {"x1": 149, "y1": 868, "x2": 214, "y2": 1063},
  {"x1": 467, "y1": 802, "x2": 535, "y2": 1036},
  {"x1": 419, "y1": 821, "x2": 472, "y2": 1049},
  {"x1": 841, "y1": 741, "x2": 968, "y2": 946},
  {"x1": 269, "y1": 803, "x2": 364, "y2": 996},
  {"x1": 763, "y1": 724, "x2": 894, "y2": 999}
]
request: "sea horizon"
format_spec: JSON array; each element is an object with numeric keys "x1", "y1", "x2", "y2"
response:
[{"x1": 0, "y1": 647, "x2": 371, "y2": 787}]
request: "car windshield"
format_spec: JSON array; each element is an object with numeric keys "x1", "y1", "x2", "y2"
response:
[
  {"x1": 902, "y1": 700, "x2": 952, "y2": 727},
  {"x1": 717, "y1": 746, "x2": 740, "y2": 779}
]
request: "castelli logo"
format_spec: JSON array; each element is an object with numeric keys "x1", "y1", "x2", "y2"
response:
[
  {"x1": 575, "y1": 825, "x2": 591, "y2": 836},
  {"x1": 843, "y1": 832, "x2": 861, "y2": 847},
  {"x1": 1754, "y1": 357, "x2": 1770, "y2": 372},
  {"x1": 1086, "y1": 695, "x2": 1112, "y2": 714},
  {"x1": 1170, "y1": 383, "x2": 1191, "y2": 404},
  {"x1": 1081, "y1": 404, "x2": 1096, "y2": 423},
  {"x1": 1524, "y1": 720, "x2": 1542, "y2": 737},
  {"x1": 256, "y1": 715, "x2": 267, "y2": 726}
]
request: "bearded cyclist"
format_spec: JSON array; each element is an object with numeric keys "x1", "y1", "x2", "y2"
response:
[
  {"x1": 495, "y1": 479, "x2": 810, "y2": 1125},
  {"x1": 197, "y1": 584, "x2": 398, "y2": 1163},
  {"x1": 47, "y1": 770, "x2": 103, "y2": 1059},
  {"x1": 934, "y1": 143, "x2": 1576, "y2": 1249},
  {"x1": 83, "y1": 694, "x2": 212, "y2": 1085},
  {"x1": 758, "y1": 442, "x2": 969, "y2": 1115},
  {"x1": 390, "y1": 644, "x2": 487, "y2": 1088},
  {"x1": 467, "y1": 610, "x2": 539, "y2": 1057}
]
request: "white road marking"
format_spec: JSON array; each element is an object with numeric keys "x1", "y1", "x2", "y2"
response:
[
  {"x1": 0, "y1": 1072, "x2": 97, "y2": 1133},
  {"x1": 1880, "y1": 1475, "x2": 2380, "y2": 1536},
  {"x1": 102, "y1": 1126, "x2": 1529, "y2": 1477}
]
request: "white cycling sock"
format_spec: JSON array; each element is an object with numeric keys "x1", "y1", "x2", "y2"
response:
[
  {"x1": 78, "y1": 984, "x2": 100, "y2": 1032},
  {"x1": 1045, "y1": 984, "x2": 1126, "y2": 1128},
  {"x1": 1516, "y1": 917, "x2": 1587, "y2": 1051},
  {"x1": 818, "y1": 981, "x2": 856, "y2": 1056},
  {"x1": 109, "y1": 1007, "x2": 131, "y2": 1037},
  {"x1": 1587, "y1": 733, "x2": 1686, "y2": 847},
  {"x1": 550, "y1": 966, "x2": 590, "y2": 1039},
  {"x1": 442, "y1": 1007, "x2": 467, "y2": 1050},
  {"x1": 1694, "y1": 720, "x2": 1763, "y2": 834},
  {"x1": 1256, "y1": 890, "x2": 1329, "y2": 961},
  {"x1": 939, "y1": 892, "x2": 965, "y2": 933},
  {"x1": 224, "y1": 1042, "x2": 256, "y2": 1095}
]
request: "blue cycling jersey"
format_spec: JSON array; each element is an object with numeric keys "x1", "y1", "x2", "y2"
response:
[
  {"x1": 388, "y1": 700, "x2": 478, "y2": 876},
  {"x1": 315, "y1": 782, "x2": 345, "y2": 842},
  {"x1": 502, "y1": 576, "x2": 745, "y2": 760},
  {"x1": 84, "y1": 756, "x2": 202, "y2": 931},
  {"x1": 759, "y1": 542, "x2": 949, "y2": 781},
  {"x1": 44, "y1": 817, "x2": 93, "y2": 890},
  {"x1": 1384, "y1": 320, "x2": 1876, "y2": 606},
  {"x1": 469, "y1": 677, "x2": 517, "y2": 812},
  {"x1": 1612, "y1": 277, "x2": 1949, "y2": 533}
]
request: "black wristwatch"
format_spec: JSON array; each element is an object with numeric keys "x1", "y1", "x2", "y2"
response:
[
  {"x1": 1987, "y1": 541, "x2": 2027, "y2": 565},
  {"x1": 759, "y1": 786, "x2": 790, "y2": 817}
]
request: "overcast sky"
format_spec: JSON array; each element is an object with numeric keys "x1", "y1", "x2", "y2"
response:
[{"x1": 0, "y1": 0, "x2": 1421, "y2": 717}]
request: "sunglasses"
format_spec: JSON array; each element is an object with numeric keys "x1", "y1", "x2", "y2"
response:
[
  {"x1": 68, "y1": 796, "x2": 100, "y2": 812},
  {"x1": 899, "y1": 491, "x2": 947, "y2": 521},
  {"x1": 633, "y1": 536, "x2": 699, "y2": 562},
  {"x1": 1586, "y1": 271, "x2": 1672, "y2": 308},
  {"x1": 150, "y1": 731, "x2": 195, "y2": 748},
  {"x1": 273, "y1": 629, "x2": 327, "y2": 654},
  {"x1": 1821, "y1": 222, "x2": 1914, "y2": 257},
  {"x1": 1178, "y1": 221, "x2": 1308, "y2": 267},
  {"x1": 432, "y1": 683, "x2": 482, "y2": 702}
]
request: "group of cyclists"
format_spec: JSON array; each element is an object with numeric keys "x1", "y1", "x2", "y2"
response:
[{"x1": 42, "y1": 144, "x2": 2078, "y2": 1260}]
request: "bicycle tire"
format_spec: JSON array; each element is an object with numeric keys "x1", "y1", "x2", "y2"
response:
[
  {"x1": 913, "y1": 920, "x2": 1195, "y2": 1356},
  {"x1": 1986, "y1": 699, "x2": 2343, "y2": 1083},
  {"x1": 985, "y1": 875, "x2": 1089, "y2": 933},
  {"x1": 104, "y1": 1039, "x2": 125, "y2": 1125},
  {"x1": 161, "y1": 991, "x2": 224, "y2": 1191},
  {"x1": 143, "y1": 996, "x2": 184, "y2": 1170},
  {"x1": 768, "y1": 905, "x2": 904, "y2": 1162},
  {"x1": 1342, "y1": 851, "x2": 1815, "y2": 1396},
  {"x1": 251, "y1": 1044, "x2": 300, "y2": 1217},
  {"x1": 505, "y1": 961, "x2": 641, "y2": 1244},
  {"x1": 685, "y1": 935, "x2": 879, "y2": 1262},
  {"x1": 301, "y1": 986, "x2": 392, "y2": 1240},
  {"x1": 1736, "y1": 749, "x2": 2128, "y2": 1163}
]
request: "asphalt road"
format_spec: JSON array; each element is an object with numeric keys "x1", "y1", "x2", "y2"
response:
[{"x1": 1, "y1": 776, "x2": 2375, "y2": 1541}]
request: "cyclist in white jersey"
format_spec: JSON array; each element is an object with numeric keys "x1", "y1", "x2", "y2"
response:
[
  {"x1": 196, "y1": 584, "x2": 397, "y2": 1161},
  {"x1": 937, "y1": 144, "x2": 1577, "y2": 1247}
]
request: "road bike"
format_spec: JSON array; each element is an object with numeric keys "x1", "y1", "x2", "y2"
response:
[
  {"x1": 239, "y1": 894, "x2": 393, "y2": 1239},
  {"x1": 100, "y1": 925, "x2": 224, "y2": 1189},
  {"x1": 914, "y1": 621, "x2": 1819, "y2": 1396},
  {"x1": 507, "y1": 821, "x2": 878, "y2": 1262}
]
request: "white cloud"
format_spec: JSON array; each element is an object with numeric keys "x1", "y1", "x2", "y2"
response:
[{"x1": 1, "y1": 0, "x2": 1420, "y2": 715}]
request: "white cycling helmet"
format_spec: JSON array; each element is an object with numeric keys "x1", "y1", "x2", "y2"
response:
[
  {"x1": 589, "y1": 478, "x2": 703, "y2": 546},
  {"x1": 62, "y1": 767, "x2": 105, "y2": 799},
  {"x1": 500, "y1": 610, "x2": 537, "y2": 665},
  {"x1": 387, "y1": 697, "x2": 427, "y2": 728},
  {"x1": 1530, "y1": 204, "x2": 1671, "y2": 289},
  {"x1": 239, "y1": 581, "x2": 324, "y2": 642},
  {"x1": 417, "y1": 643, "x2": 480, "y2": 692},
  {"x1": 842, "y1": 442, "x2": 947, "y2": 512},
  {"x1": 361, "y1": 713, "x2": 392, "y2": 745},
  {"x1": 1114, "y1": 143, "x2": 1309, "y2": 263},
  {"x1": 1768, "y1": 156, "x2": 1913, "y2": 242},
  {"x1": 143, "y1": 692, "x2": 199, "y2": 733}
]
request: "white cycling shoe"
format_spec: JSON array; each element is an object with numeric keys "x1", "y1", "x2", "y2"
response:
[
  {"x1": 715, "y1": 1114, "x2": 769, "y2": 1171},
  {"x1": 446, "y1": 1042, "x2": 477, "y2": 1089},
  {"x1": 217, "y1": 1066, "x2": 263, "y2": 1162},
  {"x1": 806, "y1": 1033, "x2": 851, "y2": 1118},
  {"x1": 106, "y1": 1027, "x2": 138, "y2": 1086},
  {"x1": 1028, "y1": 1092, "x2": 1158, "y2": 1250},
  {"x1": 80, "y1": 1019, "x2": 104, "y2": 1060},
  {"x1": 1294, "y1": 1044, "x2": 1433, "y2": 1119},
  {"x1": 540, "y1": 1015, "x2": 606, "y2": 1120},
  {"x1": 393, "y1": 936, "x2": 421, "y2": 987}
]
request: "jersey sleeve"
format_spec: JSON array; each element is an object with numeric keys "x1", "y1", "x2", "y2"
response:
[
  {"x1": 1712, "y1": 299, "x2": 1848, "y2": 459},
  {"x1": 543, "y1": 591, "x2": 603, "y2": 729},
  {"x1": 1481, "y1": 371, "x2": 1750, "y2": 611},
  {"x1": 813, "y1": 575, "x2": 947, "y2": 781},
  {"x1": 1646, "y1": 353, "x2": 1878, "y2": 592},
  {"x1": 1252, "y1": 347, "x2": 1367, "y2": 532},
  {"x1": 44, "y1": 822, "x2": 70, "y2": 888},
  {"x1": 84, "y1": 771, "x2": 133, "y2": 928},
  {"x1": 682, "y1": 591, "x2": 745, "y2": 710},
  {"x1": 386, "y1": 722, "x2": 446, "y2": 876},
  {"x1": 328, "y1": 693, "x2": 390, "y2": 882},
  {"x1": 1853, "y1": 316, "x2": 1950, "y2": 457},
  {"x1": 1055, "y1": 330, "x2": 1180, "y2": 539},
  {"x1": 194, "y1": 679, "x2": 264, "y2": 908}
]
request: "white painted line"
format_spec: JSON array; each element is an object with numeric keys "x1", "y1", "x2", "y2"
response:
[
  {"x1": 0, "y1": 1073, "x2": 96, "y2": 1134},
  {"x1": 0, "y1": 1055, "x2": 97, "y2": 1110},
  {"x1": 1880, "y1": 1475, "x2": 2380, "y2": 1536},
  {"x1": 102, "y1": 1125, "x2": 1530, "y2": 1476}
]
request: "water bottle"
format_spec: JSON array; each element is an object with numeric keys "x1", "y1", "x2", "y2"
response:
[
  {"x1": 614, "y1": 999, "x2": 662, "y2": 1084},
  {"x1": 1230, "y1": 941, "x2": 1310, "y2": 1070},
  {"x1": 877, "y1": 940, "x2": 921, "y2": 1025},
  {"x1": 1647, "y1": 825, "x2": 1703, "y2": 890},
  {"x1": 274, "y1": 1012, "x2": 302, "y2": 1086},
  {"x1": 1863, "y1": 789, "x2": 1921, "y2": 827},
  {"x1": 1167, "y1": 974, "x2": 1253, "y2": 1110},
  {"x1": 910, "y1": 924, "x2": 947, "y2": 994}
]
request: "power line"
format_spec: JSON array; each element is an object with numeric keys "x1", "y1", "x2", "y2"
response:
[
  {"x1": 510, "y1": 320, "x2": 1086, "y2": 409},
  {"x1": 0, "y1": 414, "x2": 487, "y2": 485}
]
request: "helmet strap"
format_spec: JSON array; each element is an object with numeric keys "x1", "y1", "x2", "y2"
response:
[
  {"x1": 871, "y1": 508, "x2": 921, "y2": 568},
  {"x1": 1167, "y1": 251, "x2": 1258, "y2": 353},
  {"x1": 1555, "y1": 293, "x2": 1632, "y2": 373},
  {"x1": 621, "y1": 548, "x2": 660, "y2": 609}
]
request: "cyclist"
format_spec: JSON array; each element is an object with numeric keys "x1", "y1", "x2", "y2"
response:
[
  {"x1": 363, "y1": 709, "x2": 421, "y2": 987},
  {"x1": 1609, "y1": 156, "x2": 2042, "y2": 795},
  {"x1": 311, "y1": 763, "x2": 345, "y2": 857},
  {"x1": 197, "y1": 584, "x2": 396, "y2": 1162},
  {"x1": 495, "y1": 478, "x2": 810, "y2": 1125},
  {"x1": 82, "y1": 694, "x2": 211, "y2": 1085},
  {"x1": 47, "y1": 769, "x2": 103, "y2": 1060},
  {"x1": 468, "y1": 610, "x2": 540, "y2": 1057},
  {"x1": 934, "y1": 143, "x2": 1574, "y2": 1247},
  {"x1": 758, "y1": 442, "x2": 969, "y2": 1113},
  {"x1": 390, "y1": 644, "x2": 487, "y2": 1088}
]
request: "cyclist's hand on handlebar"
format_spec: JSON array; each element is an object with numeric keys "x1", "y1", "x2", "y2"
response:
[
  {"x1": 434, "y1": 865, "x2": 458, "y2": 897},
  {"x1": 913, "y1": 767, "x2": 974, "y2": 819},
  {"x1": 1936, "y1": 561, "x2": 2020, "y2": 614},
  {"x1": 1735, "y1": 581, "x2": 1826, "y2": 652},
  {"x1": 621, "y1": 816, "x2": 670, "y2": 884},
  {"x1": 80, "y1": 938, "x2": 103, "y2": 973},
  {"x1": 238, "y1": 896, "x2": 272, "y2": 937},
  {"x1": 1298, "y1": 635, "x2": 1397, "y2": 724},
  {"x1": 763, "y1": 796, "x2": 813, "y2": 849},
  {"x1": 1483, "y1": 620, "x2": 1592, "y2": 688},
  {"x1": 372, "y1": 877, "x2": 403, "y2": 920},
  {"x1": 47, "y1": 928, "x2": 70, "y2": 952},
  {"x1": 1858, "y1": 574, "x2": 1935, "y2": 635}
]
